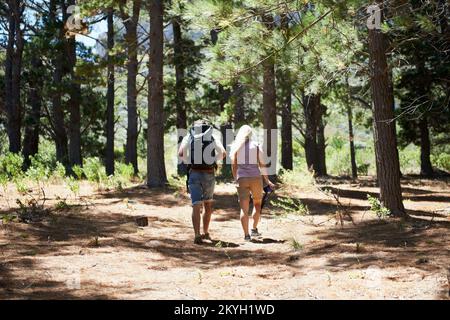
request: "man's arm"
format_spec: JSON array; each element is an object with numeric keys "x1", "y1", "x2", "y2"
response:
[
  {"x1": 178, "y1": 136, "x2": 188, "y2": 160},
  {"x1": 215, "y1": 139, "x2": 227, "y2": 161}
]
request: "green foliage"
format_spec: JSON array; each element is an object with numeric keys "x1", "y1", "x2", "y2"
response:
[
  {"x1": 367, "y1": 195, "x2": 390, "y2": 219},
  {"x1": 66, "y1": 176, "x2": 81, "y2": 197},
  {"x1": 53, "y1": 162, "x2": 67, "y2": 181},
  {"x1": 0, "y1": 152, "x2": 24, "y2": 181},
  {"x1": 289, "y1": 238, "x2": 303, "y2": 251},
  {"x1": 399, "y1": 145, "x2": 421, "y2": 174},
  {"x1": 82, "y1": 157, "x2": 107, "y2": 186},
  {"x1": 279, "y1": 168, "x2": 315, "y2": 188},
  {"x1": 271, "y1": 197, "x2": 310, "y2": 216},
  {"x1": 72, "y1": 165, "x2": 84, "y2": 180},
  {"x1": 431, "y1": 153, "x2": 450, "y2": 172}
]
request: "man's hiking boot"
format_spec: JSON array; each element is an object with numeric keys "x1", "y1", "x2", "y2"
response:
[
  {"x1": 201, "y1": 233, "x2": 212, "y2": 241},
  {"x1": 194, "y1": 235, "x2": 203, "y2": 245},
  {"x1": 244, "y1": 235, "x2": 251, "y2": 242},
  {"x1": 251, "y1": 228, "x2": 262, "y2": 237}
]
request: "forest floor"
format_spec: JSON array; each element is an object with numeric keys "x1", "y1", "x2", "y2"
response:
[{"x1": 0, "y1": 176, "x2": 449, "y2": 300}]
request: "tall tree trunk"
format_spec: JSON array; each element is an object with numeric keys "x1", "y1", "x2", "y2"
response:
[
  {"x1": 5, "y1": 0, "x2": 24, "y2": 153},
  {"x1": 67, "y1": 33, "x2": 82, "y2": 168},
  {"x1": 279, "y1": 13, "x2": 293, "y2": 171},
  {"x1": 419, "y1": 116, "x2": 433, "y2": 177},
  {"x1": 368, "y1": 2, "x2": 405, "y2": 217},
  {"x1": 105, "y1": 9, "x2": 115, "y2": 176},
  {"x1": 262, "y1": 14, "x2": 277, "y2": 178},
  {"x1": 173, "y1": 16, "x2": 188, "y2": 176},
  {"x1": 262, "y1": 59, "x2": 277, "y2": 177},
  {"x1": 303, "y1": 94, "x2": 319, "y2": 174},
  {"x1": 51, "y1": 0, "x2": 69, "y2": 168},
  {"x1": 280, "y1": 72, "x2": 293, "y2": 171},
  {"x1": 22, "y1": 56, "x2": 43, "y2": 169},
  {"x1": 347, "y1": 104, "x2": 358, "y2": 179},
  {"x1": 147, "y1": 0, "x2": 167, "y2": 188},
  {"x1": 233, "y1": 82, "x2": 245, "y2": 128},
  {"x1": 123, "y1": 0, "x2": 141, "y2": 175},
  {"x1": 210, "y1": 28, "x2": 233, "y2": 177},
  {"x1": 316, "y1": 104, "x2": 327, "y2": 176}
]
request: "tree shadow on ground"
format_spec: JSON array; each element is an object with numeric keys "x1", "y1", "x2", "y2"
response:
[
  {"x1": 0, "y1": 256, "x2": 114, "y2": 299},
  {"x1": 95, "y1": 184, "x2": 189, "y2": 208},
  {"x1": 293, "y1": 217, "x2": 450, "y2": 275}
]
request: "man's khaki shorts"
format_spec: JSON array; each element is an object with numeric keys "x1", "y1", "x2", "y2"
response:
[{"x1": 237, "y1": 177, "x2": 263, "y2": 202}]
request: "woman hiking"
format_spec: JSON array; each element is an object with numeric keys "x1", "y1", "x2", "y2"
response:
[{"x1": 230, "y1": 125, "x2": 275, "y2": 241}]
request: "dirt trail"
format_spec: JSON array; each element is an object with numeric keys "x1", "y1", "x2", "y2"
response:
[{"x1": 0, "y1": 178, "x2": 449, "y2": 299}]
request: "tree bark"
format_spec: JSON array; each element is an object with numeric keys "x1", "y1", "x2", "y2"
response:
[
  {"x1": 419, "y1": 116, "x2": 433, "y2": 177},
  {"x1": 67, "y1": 22, "x2": 82, "y2": 168},
  {"x1": 5, "y1": 0, "x2": 25, "y2": 153},
  {"x1": 51, "y1": 0, "x2": 69, "y2": 168},
  {"x1": 262, "y1": 14, "x2": 277, "y2": 178},
  {"x1": 147, "y1": 0, "x2": 167, "y2": 187},
  {"x1": 303, "y1": 94, "x2": 320, "y2": 174},
  {"x1": 347, "y1": 104, "x2": 358, "y2": 179},
  {"x1": 280, "y1": 72, "x2": 293, "y2": 171},
  {"x1": 316, "y1": 104, "x2": 327, "y2": 176},
  {"x1": 122, "y1": 0, "x2": 141, "y2": 175},
  {"x1": 368, "y1": 3, "x2": 405, "y2": 216},
  {"x1": 105, "y1": 9, "x2": 115, "y2": 176},
  {"x1": 22, "y1": 56, "x2": 43, "y2": 169},
  {"x1": 233, "y1": 82, "x2": 245, "y2": 128},
  {"x1": 173, "y1": 16, "x2": 188, "y2": 176}
]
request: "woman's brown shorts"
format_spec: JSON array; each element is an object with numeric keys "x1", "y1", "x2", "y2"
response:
[{"x1": 237, "y1": 177, "x2": 263, "y2": 202}]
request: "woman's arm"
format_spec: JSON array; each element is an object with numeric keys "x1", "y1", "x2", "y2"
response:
[
  {"x1": 231, "y1": 155, "x2": 238, "y2": 182},
  {"x1": 258, "y1": 147, "x2": 275, "y2": 188}
]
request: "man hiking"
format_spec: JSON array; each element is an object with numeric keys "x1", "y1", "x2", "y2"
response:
[{"x1": 178, "y1": 120, "x2": 226, "y2": 245}]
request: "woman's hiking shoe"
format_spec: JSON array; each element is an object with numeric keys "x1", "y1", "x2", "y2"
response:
[
  {"x1": 194, "y1": 235, "x2": 203, "y2": 245},
  {"x1": 244, "y1": 235, "x2": 251, "y2": 241},
  {"x1": 251, "y1": 228, "x2": 262, "y2": 237},
  {"x1": 201, "y1": 233, "x2": 211, "y2": 241}
]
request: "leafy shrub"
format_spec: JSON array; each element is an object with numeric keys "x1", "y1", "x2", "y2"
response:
[
  {"x1": 270, "y1": 197, "x2": 310, "y2": 216},
  {"x1": 52, "y1": 162, "x2": 67, "y2": 181},
  {"x1": 431, "y1": 153, "x2": 450, "y2": 172},
  {"x1": 0, "y1": 152, "x2": 24, "y2": 180},
  {"x1": 83, "y1": 157, "x2": 107, "y2": 186},
  {"x1": 72, "y1": 165, "x2": 84, "y2": 180},
  {"x1": 357, "y1": 163, "x2": 370, "y2": 176},
  {"x1": 399, "y1": 145, "x2": 420, "y2": 174},
  {"x1": 367, "y1": 194, "x2": 390, "y2": 219},
  {"x1": 279, "y1": 168, "x2": 315, "y2": 188},
  {"x1": 115, "y1": 162, "x2": 134, "y2": 181},
  {"x1": 289, "y1": 238, "x2": 303, "y2": 251}
]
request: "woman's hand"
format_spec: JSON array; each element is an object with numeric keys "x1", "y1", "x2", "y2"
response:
[{"x1": 267, "y1": 181, "x2": 276, "y2": 190}]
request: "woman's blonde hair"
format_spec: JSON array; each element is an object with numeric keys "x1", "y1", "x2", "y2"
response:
[{"x1": 230, "y1": 125, "x2": 254, "y2": 160}]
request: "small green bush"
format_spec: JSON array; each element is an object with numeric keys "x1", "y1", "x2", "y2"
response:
[
  {"x1": 431, "y1": 153, "x2": 450, "y2": 172},
  {"x1": 279, "y1": 168, "x2": 315, "y2": 188},
  {"x1": 0, "y1": 152, "x2": 24, "y2": 180},
  {"x1": 83, "y1": 157, "x2": 107, "y2": 186},
  {"x1": 367, "y1": 194, "x2": 390, "y2": 219}
]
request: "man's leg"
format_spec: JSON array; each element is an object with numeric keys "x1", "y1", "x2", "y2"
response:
[
  {"x1": 201, "y1": 173, "x2": 215, "y2": 237},
  {"x1": 203, "y1": 201, "x2": 213, "y2": 235},
  {"x1": 192, "y1": 204, "x2": 202, "y2": 238},
  {"x1": 189, "y1": 172, "x2": 203, "y2": 243}
]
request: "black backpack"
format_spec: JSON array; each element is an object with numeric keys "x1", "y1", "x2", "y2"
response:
[{"x1": 188, "y1": 123, "x2": 217, "y2": 170}]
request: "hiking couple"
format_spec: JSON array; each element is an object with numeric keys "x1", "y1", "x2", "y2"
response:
[{"x1": 178, "y1": 120, "x2": 275, "y2": 245}]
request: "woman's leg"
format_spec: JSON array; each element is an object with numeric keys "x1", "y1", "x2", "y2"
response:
[
  {"x1": 252, "y1": 200, "x2": 262, "y2": 230},
  {"x1": 239, "y1": 197, "x2": 250, "y2": 237},
  {"x1": 250, "y1": 177, "x2": 264, "y2": 230}
]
